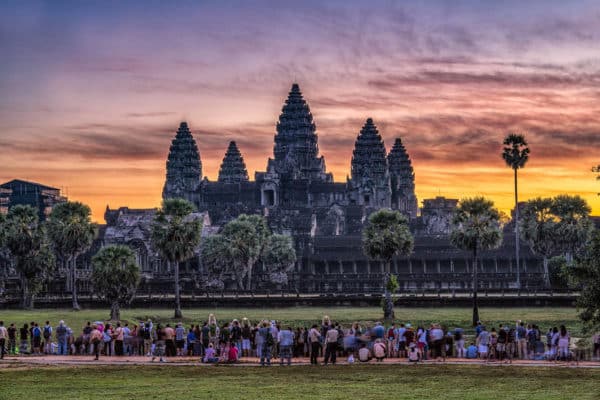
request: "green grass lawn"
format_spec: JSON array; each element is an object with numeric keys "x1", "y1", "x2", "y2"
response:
[
  {"x1": 0, "y1": 364, "x2": 598, "y2": 400},
  {"x1": 0, "y1": 306, "x2": 583, "y2": 335}
]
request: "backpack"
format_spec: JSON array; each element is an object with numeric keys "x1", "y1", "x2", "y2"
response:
[
  {"x1": 265, "y1": 330, "x2": 274, "y2": 347},
  {"x1": 43, "y1": 326, "x2": 51, "y2": 339},
  {"x1": 454, "y1": 331, "x2": 463, "y2": 341},
  {"x1": 527, "y1": 330, "x2": 537, "y2": 343},
  {"x1": 33, "y1": 326, "x2": 41, "y2": 338},
  {"x1": 142, "y1": 325, "x2": 151, "y2": 340}
]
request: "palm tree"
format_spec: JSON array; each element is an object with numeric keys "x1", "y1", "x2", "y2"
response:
[
  {"x1": 4, "y1": 205, "x2": 56, "y2": 308},
  {"x1": 151, "y1": 198, "x2": 202, "y2": 318},
  {"x1": 363, "y1": 209, "x2": 414, "y2": 321},
  {"x1": 263, "y1": 234, "x2": 297, "y2": 286},
  {"x1": 234, "y1": 214, "x2": 270, "y2": 290},
  {"x1": 520, "y1": 198, "x2": 556, "y2": 288},
  {"x1": 47, "y1": 201, "x2": 96, "y2": 310},
  {"x1": 200, "y1": 234, "x2": 231, "y2": 292},
  {"x1": 221, "y1": 219, "x2": 260, "y2": 291},
  {"x1": 450, "y1": 197, "x2": 503, "y2": 326},
  {"x1": 550, "y1": 195, "x2": 593, "y2": 265},
  {"x1": 502, "y1": 133, "x2": 530, "y2": 289},
  {"x1": 91, "y1": 245, "x2": 140, "y2": 321}
]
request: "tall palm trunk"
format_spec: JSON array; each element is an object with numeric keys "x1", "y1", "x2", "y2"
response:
[
  {"x1": 21, "y1": 275, "x2": 30, "y2": 309},
  {"x1": 173, "y1": 260, "x2": 182, "y2": 318},
  {"x1": 246, "y1": 259, "x2": 253, "y2": 292},
  {"x1": 383, "y1": 261, "x2": 394, "y2": 321},
  {"x1": 514, "y1": 168, "x2": 521, "y2": 289},
  {"x1": 472, "y1": 247, "x2": 479, "y2": 327},
  {"x1": 71, "y1": 257, "x2": 80, "y2": 310},
  {"x1": 542, "y1": 256, "x2": 551, "y2": 288},
  {"x1": 110, "y1": 301, "x2": 121, "y2": 321}
]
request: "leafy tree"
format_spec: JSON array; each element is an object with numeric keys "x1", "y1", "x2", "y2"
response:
[
  {"x1": 550, "y1": 195, "x2": 593, "y2": 265},
  {"x1": 566, "y1": 229, "x2": 600, "y2": 333},
  {"x1": 200, "y1": 234, "x2": 231, "y2": 291},
  {"x1": 450, "y1": 197, "x2": 503, "y2": 326},
  {"x1": 520, "y1": 197, "x2": 556, "y2": 288},
  {"x1": 263, "y1": 234, "x2": 297, "y2": 286},
  {"x1": 151, "y1": 198, "x2": 202, "y2": 318},
  {"x1": 47, "y1": 201, "x2": 97, "y2": 310},
  {"x1": 502, "y1": 133, "x2": 530, "y2": 289},
  {"x1": 233, "y1": 214, "x2": 270, "y2": 290},
  {"x1": 221, "y1": 220, "x2": 259, "y2": 290},
  {"x1": 91, "y1": 245, "x2": 140, "y2": 321},
  {"x1": 4, "y1": 205, "x2": 56, "y2": 308},
  {"x1": 363, "y1": 209, "x2": 414, "y2": 321}
]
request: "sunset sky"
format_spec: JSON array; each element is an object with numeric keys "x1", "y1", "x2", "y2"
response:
[{"x1": 1, "y1": 0, "x2": 600, "y2": 222}]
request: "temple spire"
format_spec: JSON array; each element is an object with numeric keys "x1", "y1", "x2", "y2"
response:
[
  {"x1": 162, "y1": 121, "x2": 202, "y2": 199},
  {"x1": 218, "y1": 141, "x2": 249, "y2": 183},
  {"x1": 351, "y1": 118, "x2": 388, "y2": 184},
  {"x1": 388, "y1": 137, "x2": 418, "y2": 219}
]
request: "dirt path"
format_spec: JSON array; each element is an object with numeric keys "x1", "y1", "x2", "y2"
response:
[{"x1": 1, "y1": 355, "x2": 599, "y2": 368}]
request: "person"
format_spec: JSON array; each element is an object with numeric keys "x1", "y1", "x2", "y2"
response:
[
  {"x1": 466, "y1": 342, "x2": 478, "y2": 359},
  {"x1": 358, "y1": 343, "x2": 371, "y2": 362},
  {"x1": 408, "y1": 342, "x2": 420, "y2": 363},
  {"x1": 258, "y1": 321, "x2": 273, "y2": 366},
  {"x1": 175, "y1": 322, "x2": 185, "y2": 356},
  {"x1": 90, "y1": 324, "x2": 103, "y2": 361},
  {"x1": 454, "y1": 327, "x2": 465, "y2": 358},
  {"x1": 43, "y1": 321, "x2": 53, "y2": 355},
  {"x1": 201, "y1": 322, "x2": 210, "y2": 355},
  {"x1": 476, "y1": 326, "x2": 489, "y2": 360},
  {"x1": 32, "y1": 323, "x2": 42, "y2": 355},
  {"x1": 430, "y1": 324, "x2": 444, "y2": 361},
  {"x1": 557, "y1": 325, "x2": 570, "y2": 361},
  {"x1": 164, "y1": 324, "x2": 175, "y2": 357},
  {"x1": 387, "y1": 323, "x2": 396, "y2": 357},
  {"x1": 56, "y1": 320, "x2": 68, "y2": 356},
  {"x1": 373, "y1": 339, "x2": 386, "y2": 362},
  {"x1": 241, "y1": 319, "x2": 252, "y2": 357},
  {"x1": 187, "y1": 327, "x2": 197, "y2": 356},
  {"x1": 0, "y1": 321, "x2": 7, "y2": 359},
  {"x1": 506, "y1": 327, "x2": 515, "y2": 363},
  {"x1": 593, "y1": 331, "x2": 600, "y2": 359},
  {"x1": 153, "y1": 324, "x2": 166, "y2": 363},
  {"x1": 230, "y1": 319, "x2": 242, "y2": 354},
  {"x1": 227, "y1": 344, "x2": 239, "y2": 363},
  {"x1": 308, "y1": 324, "x2": 321, "y2": 365},
  {"x1": 323, "y1": 322, "x2": 339, "y2": 365},
  {"x1": 516, "y1": 321, "x2": 527, "y2": 359},
  {"x1": 122, "y1": 323, "x2": 131, "y2": 355},
  {"x1": 278, "y1": 326, "x2": 294, "y2": 366},
  {"x1": 203, "y1": 343, "x2": 218, "y2": 363},
  {"x1": 102, "y1": 324, "x2": 113, "y2": 356},
  {"x1": 19, "y1": 323, "x2": 29, "y2": 354},
  {"x1": 497, "y1": 325, "x2": 507, "y2": 362},
  {"x1": 396, "y1": 323, "x2": 407, "y2": 358},
  {"x1": 113, "y1": 322, "x2": 124, "y2": 356},
  {"x1": 142, "y1": 320, "x2": 153, "y2": 356},
  {"x1": 7, "y1": 323, "x2": 17, "y2": 355}
]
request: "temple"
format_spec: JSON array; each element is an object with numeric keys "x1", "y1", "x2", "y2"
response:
[{"x1": 101, "y1": 83, "x2": 545, "y2": 293}]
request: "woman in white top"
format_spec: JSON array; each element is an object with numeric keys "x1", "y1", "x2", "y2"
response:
[{"x1": 557, "y1": 325, "x2": 570, "y2": 360}]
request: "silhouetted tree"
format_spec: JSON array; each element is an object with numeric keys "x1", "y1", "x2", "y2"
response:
[
  {"x1": 263, "y1": 234, "x2": 296, "y2": 286},
  {"x1": 502, "y1": 133, "x2": 529, "y2": 289},
  {"x1": 520, "y1": 198, "x2": 556, "y2": 288}
]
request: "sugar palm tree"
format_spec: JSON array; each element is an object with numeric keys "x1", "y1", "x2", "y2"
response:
[
  {"x1": 363, "y1": 209, "x2": 414, "y2": 321},
  {"x1": 91, "y1": 245, "x2": 140, "y2": 321},
  {"x1": 234, "y1": 214, "x2": 270, "y2": 290},
  {"x1": 47, "y1": 201, "x2": 97, "y2": 310},
  {"x1": 520, "y1": 198, "x2": 556, "y2": 288},
  {"x1": 4, "y1": 205, "x2": 56, "y2": 308},
  {"x1": 151, "y1": 198, "x2": 202, "y2": 318},
  {"x1": 502, "y1": 133, "x2": 530, "y2": 289},
  {"x1": 550, "y1": 195, "x2": 593, "y2": 265},
  {"x1": 450, "y1": 197, "x2": 503, "y2": 326}
]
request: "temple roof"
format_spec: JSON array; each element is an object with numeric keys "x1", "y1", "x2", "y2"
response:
[
  {"x1": 218, "y1": 141, "x2": 249, "y2": 184},
  {"x1": 388, "y1": 137, "x2": 415, "y2": 181},
  {"x1": 351, "y1": 118, "x2": 387, "y2": 183},
  {"x1": 162, "y1": 121, "x2": 202, "y2": 199}
]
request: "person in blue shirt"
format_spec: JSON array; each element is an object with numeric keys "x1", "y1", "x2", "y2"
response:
[
  {"x1": 466, "y1": 342, "x2": 478, "y2": 359},
  {"x1": 277, "y1": 326, "x2": 294, "y2": 366},
  {"x1": 187, "y1": 328, "x2": 196, "y2": 356},
  {"x1": 372, "y1": 322, "x2": 385, "y2": 340}
]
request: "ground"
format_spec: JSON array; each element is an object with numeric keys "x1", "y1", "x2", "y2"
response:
[
  {"x1": 0, "y1": 364, "x2": 599, "y2": 400},
  {"x1": 0, "y1": 306, "x2": 583, "y2": 335}
]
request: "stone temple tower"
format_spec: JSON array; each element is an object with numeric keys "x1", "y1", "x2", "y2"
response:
[
  {"x1": 266, "y1": 83, "x2": 332, "y2": 182},
  {"x1": 348, "y1": 118, "x2": 391, "y2": 208},
  {"x1": 218, "y1": 141, "x2": 249, "y2": 183},
  {"x1": 388, "y1": 138, "x2": 418, "y2": 219},
  {"x1": 162, "y1": 121, "x2": 202, "y2": 200}
]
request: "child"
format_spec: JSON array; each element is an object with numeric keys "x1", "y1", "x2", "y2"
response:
[
  {"x1": 203, "y1": 343, "x2": 219, "y2": 363},
  {"x1": 228, "y1": 345, "x2": 239, "y2": 363}
]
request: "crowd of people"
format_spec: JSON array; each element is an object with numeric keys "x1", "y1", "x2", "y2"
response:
[{"x1": 1, "y1": 315, "x2": 599, "y2": 365}]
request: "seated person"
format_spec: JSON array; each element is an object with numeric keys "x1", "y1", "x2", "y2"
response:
[
  {"x1": 408, "y1": 343, "x2": 420, "y2": 363},
  {"x1": 358, "y1": 344, "x2": 372, "y2": 362},
  {"x1": 227, "y1": 344, "x2": 239, "y2": 363},
  {"x1": 466, "y1": 343, "x2": 478, "y2": 359},
  {"x1": 203, "y1": 343, "x2": 219, "y2": 363},
  {"x1": 373, "y1": 339, "x2": 386, "y2": 362}
]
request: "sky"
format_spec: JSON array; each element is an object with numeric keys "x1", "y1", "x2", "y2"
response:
[{"x1": 1, "y1": 0, "x2": 600, "y2": 222}]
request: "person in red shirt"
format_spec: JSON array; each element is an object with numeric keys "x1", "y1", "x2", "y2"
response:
[{"x1": 228, "y1": 344, "x2": 239, "y2": 363}]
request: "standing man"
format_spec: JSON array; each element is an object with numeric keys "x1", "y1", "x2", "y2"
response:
[
  {"x1": 56, "y1": 320, "x2": 68, "y2": 356},
  {"x1": 258, "y1": 321, "x2": 273, "y2": 366},
  {"x1": 164, "y1": 324, "x2": 175, "y2": 357},
  {"x1": 114, "y1": 322, "x2": 124, "y2": 356},
  {"x1": 7, "y1": 323, "x2": 17, "y2": 355},
  {"x1": 323, "y1": 322, "x2": 339, "y2": 365},
  {"x1": 516, "y1": 321, "x2": 527, "y2": 359},
  {"x1": 0, "y1": 321, "x2": 7, "y2": 359},
  {"x1": 142, "y1": 320, "x2": 153, "y2": 357},
  {"x1": 277, "y1": 326, "x2": 294, "y2": 366},
  {"x1": 90, "y1": 324, "x2": 103, "y2": 361},
  {"x1": 308, "y1": 324, "x2": 321, "y2": 365},
  {"x1": 43, "y1": 321, "x2": 53, "y2": 355}
]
